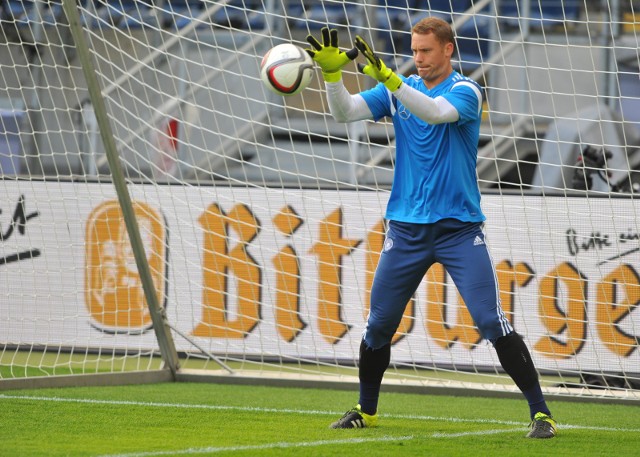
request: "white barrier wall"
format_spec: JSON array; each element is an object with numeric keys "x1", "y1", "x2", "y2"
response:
[{"x1": 1, "y1": 180, "x2": 639, "y2": 375}]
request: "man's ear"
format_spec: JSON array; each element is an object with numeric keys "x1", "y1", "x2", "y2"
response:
[{"x1": 445, "y1": 41, "x2": 455, "y2": 58}]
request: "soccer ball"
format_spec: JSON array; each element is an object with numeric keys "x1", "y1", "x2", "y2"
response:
[{"x1": 260, "y1": 43, "x2": 314, "y2": 96}]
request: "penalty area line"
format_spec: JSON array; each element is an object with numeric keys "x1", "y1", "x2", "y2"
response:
[{"x1": 95, "y1": 435, "x2": 416, "y2": 457}]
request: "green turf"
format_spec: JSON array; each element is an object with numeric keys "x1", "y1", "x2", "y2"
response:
[{"x1": 1, "y1": 382, "x2": 638, "y2": 456}]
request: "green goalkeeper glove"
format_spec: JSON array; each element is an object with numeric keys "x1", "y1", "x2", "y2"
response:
[
  {"x1": 354, "y1": 35, "x2": 402, "y2": 92},
  {"x1": 306, "y1": 27, "x2": 358, "y2": 83}
]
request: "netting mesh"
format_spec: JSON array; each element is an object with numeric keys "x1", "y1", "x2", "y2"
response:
[{"x1": 0, "y1": 0, "x2": 639, "y2": 399}]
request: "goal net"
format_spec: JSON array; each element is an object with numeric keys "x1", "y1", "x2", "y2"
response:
[{"x1": 1, "y1": 0, "x2": 639, "y2": 401}]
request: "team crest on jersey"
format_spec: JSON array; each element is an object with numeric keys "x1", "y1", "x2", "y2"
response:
[{"x1": 383, "y1": 237, "x2": 394, "y2": 252}]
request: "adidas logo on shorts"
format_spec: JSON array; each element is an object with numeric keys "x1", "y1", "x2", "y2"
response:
[{"x1": 473, "y1": 235, "x2": 484, "y2": 246}]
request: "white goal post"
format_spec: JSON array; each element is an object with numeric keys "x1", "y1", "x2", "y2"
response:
[{"x1": 0, "y1": 0, "x2": 639, "y2": 402}]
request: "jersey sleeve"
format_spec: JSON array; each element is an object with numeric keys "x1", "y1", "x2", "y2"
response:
[
  {"x1": 442, "y1": 81, "x2": 483, "y2": 124},
  {"x1": 359, "y1": 82, "x2": 394, "y2": 121}
]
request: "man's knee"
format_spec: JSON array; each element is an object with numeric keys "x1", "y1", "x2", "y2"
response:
[
  {"x1": 363, "y1": 319, "x2": 396, "y2": 350},
  {"x1": 474, "y1": 315, "x2": 508, "y2": 342}
]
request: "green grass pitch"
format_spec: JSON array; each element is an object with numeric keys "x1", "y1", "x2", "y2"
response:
[{"x1": 1, "y1": 382, "x2": 639, "y2": 456}]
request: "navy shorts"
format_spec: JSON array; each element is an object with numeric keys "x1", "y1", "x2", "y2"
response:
[{"x1": 363, "y1": 218, "x2": 513, "y2": 349}]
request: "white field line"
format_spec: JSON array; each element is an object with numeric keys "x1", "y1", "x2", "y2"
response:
[
  {"x1": 1, "y1": 394, "x2": 639, "y2": 434},
  {"x1": 431, "y1": 428, "x2": 527, "y2": 438},
  {"x1": 95, "y1": 428, "x2": 550, "y2": 457},
  {"x1": 96, "y1": 435, "x2": 416, "y2": 457}
]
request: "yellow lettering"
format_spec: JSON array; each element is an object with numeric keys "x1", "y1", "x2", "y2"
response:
[
  {"x1": 534, "y1": 262, "x2": 587, "y2": 358},
  {"x1": 272, "y1": 206, "x2": 306, "y2": 342},
  {"x1": 309, "y1": 208, "x2": 360, "y2": 344},
  {"x1": 495, "y1": 260, "x2": 535, "y2": 326},
  {"x1": 596, "y1": 264, "x2": 640, "y2": 357},
  {"x1": 193, "y1": 204, "x2": 261, "y2": 338}
]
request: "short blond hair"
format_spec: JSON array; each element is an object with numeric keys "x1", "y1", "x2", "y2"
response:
[{"x1": 412, "y1": 17, "x2": 455, "y2": 51}]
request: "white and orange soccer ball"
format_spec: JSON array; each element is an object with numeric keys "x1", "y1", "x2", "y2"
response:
[{"x1": 260, "y1": 43, "x2": 314, "y2": 96}]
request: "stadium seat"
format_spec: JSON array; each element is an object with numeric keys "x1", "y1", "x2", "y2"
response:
[
  {"x1": 454, "y1": 14, "x2": 492, "y2": 73},
  {"x1": 158, "y1": 0, "x2": 204, "y2": 29},
  {"x1": 377, "y1": 0, "x2": 417, "y2": 25},
  {"x1": 376, "y1": 0, "x2": 417, "y2": 58},
  {"x1": 206, "y1": 0, "x2": 266, "y2": 30},
  {"x1": 284, "y1": 2, "x2": 310, "y2": 31},
  {"x1": 2, "y1": 0, "x2": 63, "y2": 27},
  {"x1": 427, "y1": 0, "x2": 473, "y2": 19},
  {"x1": 80, "y1": 1, "x2": 155, "y2": 29},
  {"x1": 114, "y1": 1, "x2": 162, "y2": 29},
  {"x1": 78, "y1": 1, "x2": 116, "y2": 29},
  {"x1": 87, "y1": 0, "x2": 270, "y2": 31},
  {"x1": 79, "y1": 1, "x2": 264, "y2": 31},
  {"x1": 291, "y1": 2, "x2": 360, "y2": 30},
  {"x1": 430, "y1": 0, "x2": 472, "y2": 11},
  {"x1": 78, "y1": 1, "x2": 202, "y2": 30},
  {"x1": 499, "y1": 0, "x2": 581, "y2": 30}
]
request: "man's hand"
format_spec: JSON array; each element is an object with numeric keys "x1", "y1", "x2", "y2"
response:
[
  {"x1": 354, "y1": 36, "x2": 402, "y2": 92},
  {"x1": 306, "y1": 27, "x2": 358, "y2": 83}
]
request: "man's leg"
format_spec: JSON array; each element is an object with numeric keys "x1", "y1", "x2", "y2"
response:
[
  {"x1": 437, "y1": 221, "x2": 556, "y2": 437},
  {"x1": 358, "y1": 340, "x2": 391, "y2": 416},
  {"x1": 493, "y1": 332, "x2": 550, "y2": 418},
  {"x1": 331, "y1": 221, "x2": 432, "y2": 428}
]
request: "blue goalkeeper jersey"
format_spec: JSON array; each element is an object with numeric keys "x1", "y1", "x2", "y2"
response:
[{"x1": 360, "y1": 71, "x2": 485, "y2": 224}]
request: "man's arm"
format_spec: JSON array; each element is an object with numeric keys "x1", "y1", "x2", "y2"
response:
[
  {"x1": 325, "y1": 81, "x2": 373, "y2": 123},
  {"x1": 393, "y1": 84, "x2": 459, "y2": 125},
  {"x1": 305, "y1": 28, "x2": 372, "y2": 123},
  {"x1": 353, "y1": 35, "x2": 460, "y2": 125}
]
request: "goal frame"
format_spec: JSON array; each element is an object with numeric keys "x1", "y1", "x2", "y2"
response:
[{"x1": 0, "y1": 0, "x2": 638, "y2": 405}]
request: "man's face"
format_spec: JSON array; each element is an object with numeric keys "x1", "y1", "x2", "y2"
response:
[{"x1": 411, "y1": 32, "x2": 453, "y2": 87}]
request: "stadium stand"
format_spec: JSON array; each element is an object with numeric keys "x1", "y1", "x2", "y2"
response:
[
  {"x1": 499, "y1": 0, "x2": 582, "y2": 30},
  {"x1": 1, "y1": 0, "x2": 63, "y2": 26}
]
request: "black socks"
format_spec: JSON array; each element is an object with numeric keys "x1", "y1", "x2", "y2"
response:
[
  {"x1": 358, "y1": 340, "x2": 390, "y2": 415},
  {"x1": 494, "y1": 332, "x2": 551, "y2": 419}
]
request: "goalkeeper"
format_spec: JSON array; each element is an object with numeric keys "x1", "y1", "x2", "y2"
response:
[{"x1": 306, "y1": 18, "x2": 556, "y2": 439}]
